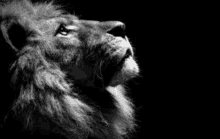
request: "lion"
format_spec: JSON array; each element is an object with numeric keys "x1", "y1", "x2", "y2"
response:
[{"x1": 0, "y1": 0, "x2": 139, "y2": 139}]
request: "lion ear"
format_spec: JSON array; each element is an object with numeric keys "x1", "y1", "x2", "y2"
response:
[{"x1": 1, "y1": 19, "x2": 28, "y2": 51}]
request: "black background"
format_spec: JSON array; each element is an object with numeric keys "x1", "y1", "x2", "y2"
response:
[
  {"x1": 67, "y1": 1, "x2": 211, "y2": 138},
  {"x1": 33, "y1": 0, "x2": 211, "y2": 138},
  {"x1": 3, "y1": 0, "x2": 212, "y2": 138}
]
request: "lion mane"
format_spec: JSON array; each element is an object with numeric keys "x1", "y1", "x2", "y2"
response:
[{"x1": 0, "y1": 0, "x2": 139, "y2": 139}]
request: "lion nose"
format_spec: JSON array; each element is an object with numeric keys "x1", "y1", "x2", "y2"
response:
[{"x1": 106, "y1": 21, "x2": 126, "y2": 38}]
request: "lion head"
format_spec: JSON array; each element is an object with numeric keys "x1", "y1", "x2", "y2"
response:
[{"x1": 0, "y1": 0, "x2": 139, "y2": 139}]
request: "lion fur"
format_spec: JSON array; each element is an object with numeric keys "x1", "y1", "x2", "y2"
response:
[{"x1": 0, "y1": 0, "x2": 139, "y2": 139}]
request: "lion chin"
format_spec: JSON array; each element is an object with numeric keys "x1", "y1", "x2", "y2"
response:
[
  {"x1": 110, "y1": 56, "x2": 139, "y2": 86},
  {"x1": 0, "y1": 0, "x2": 140, "y2": 139}
]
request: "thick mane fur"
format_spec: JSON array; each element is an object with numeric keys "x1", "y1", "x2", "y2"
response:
[{"x1": 0, "y1": 0, "x2": 139, "y2": 139}]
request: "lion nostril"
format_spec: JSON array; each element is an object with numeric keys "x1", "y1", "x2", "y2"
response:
[{"x1": 107, "y1": 24, "x2": 126, "y2": 38}]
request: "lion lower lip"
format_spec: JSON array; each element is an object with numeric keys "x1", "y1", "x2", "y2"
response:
[{"x1": 114, "y1": 53, "x2": 132, "y2": 75}]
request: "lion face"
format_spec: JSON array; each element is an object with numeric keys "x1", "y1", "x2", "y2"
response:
[
  {"x1": 5, "y1": 9, "x2": 139, "y2": 88},
  {"x1": 40, "y1": 18, "x2": 139, "y2": 87},
  {"x1": 0, "y1": 1, "x2": 139, "y2": 139}
]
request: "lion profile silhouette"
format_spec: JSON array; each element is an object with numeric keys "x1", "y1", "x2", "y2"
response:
[{"x1": 0, "y1": 0, "x2": 139, "y2": 139}]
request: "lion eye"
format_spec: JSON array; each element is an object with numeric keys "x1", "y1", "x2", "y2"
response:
[{"x1": 56, "y1": 24, "x2": 71, "y2": 36}]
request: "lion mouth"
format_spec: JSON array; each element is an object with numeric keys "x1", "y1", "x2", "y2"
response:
[
  {"x1": 102, "y1": 48, "x2": 132, "y2": 86},
  {"x1": 119, "y1": 48, "x2": 132, "y2": 65}
]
